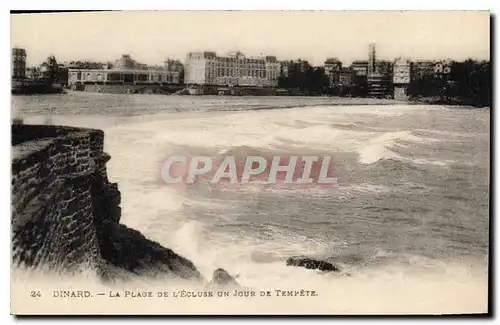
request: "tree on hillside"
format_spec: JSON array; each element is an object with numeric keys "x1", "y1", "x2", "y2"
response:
[{"x1": 407, "y1": 59, "x2": 490, "y2": 107}]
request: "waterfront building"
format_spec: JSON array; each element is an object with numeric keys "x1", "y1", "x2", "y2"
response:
[
  {"x1": 68, "y1": 68, "x2": 180, "y2": 85},
  {"x1": 350, "y1": 60, "x2": 368, "y2": 77},
  {"x1": 324, "y1": 58, "x2": 342, "y2": 87},
  {"x1": 376, "y1": 60, "x2": 394, "y2": 76},
  {"x1": 25, "y1": 67, "x2": 41, "y2": 79},
  {"x1": 112, "y1": 54, "x2": 148, "y2": 70},
  {"x1": 393, "y1": 86, "x2": 407, "y2": 101},
  {"x1": 291, "y1": 59, "x2": 311, "y2": 73},
  {"x1": 280, "y1": 63, "x2": 289, "y2": 78},
  {"x1": 368, "y1": 43, "x2": 377, "y2": 78},
  {"x1": 433, "y1": 59, "x2": 452, "y2": 80},
  {"x1": 393, "y1": 58, "x2": 412, "y2": 84},
  {"x1": 412, "y1": 59, "x2": 452, "y2": 81},
  {"x1": 368, "y1": 72, "x2": 392, "y2": 98},
  {"x1": 413, "y1": 60, "x2": 435, "y2": 79},
  {"x1": 164, "y1": 59, "x2": 183, "y2": 73},
  {"x1": 393, "y1": 57, "x2": 412, "y2": 100},
  {"x1": 338, "y1": 67, "x2": 355, "y2": 86},
  {"x1": 184, "y1": 51, "x2": 281, "y2": 87},
  {"x1": 367, "y1": 44, "x2": 392, "y2": 98},
  {"x1": 68, "y1": 54, "x2": 181, "y2": 86},
  {"x1": 265, "y1": 56, "x2": 280, "y2": 87},
  {"x1": 279, "y1": 58, "x2": 312, "y2": 84},
  {"x1": 12, "y1": 48, "x2": 27, "y2": 80},
  {"x1": 67, "y1": 61, "x2": 110, "y2": 70},
  {"x1": 55, "y1": 64, "x2": 69, "y2": 86},
  {"x1": 115, "y1": 54, "x2": 137, "y2": 69},
  {"x1": 164, "y1": 59, "x2": 184, "y2": 83}
]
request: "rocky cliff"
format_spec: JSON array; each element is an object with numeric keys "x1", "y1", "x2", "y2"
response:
[{"x1": 11, "y1": 124, "x2": 203, "y2": 282}]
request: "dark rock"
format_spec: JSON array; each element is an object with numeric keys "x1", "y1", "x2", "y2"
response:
[
  {"x1": 286, "y1": 256, "x2": 341, "y2": 272},
  {"x1": 207, "y1": 268, "x2": 240, "y2": 288},
  {"x1": 96, "y1": 223, "x2": 204, "y2": 282}
]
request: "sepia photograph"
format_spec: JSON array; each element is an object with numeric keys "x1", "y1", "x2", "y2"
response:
[{"x1": 9, "y1": 10, "x2": 491, "y2": 315}]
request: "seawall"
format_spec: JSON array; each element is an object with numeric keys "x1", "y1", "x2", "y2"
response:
[
  {"x1": 71, "y1": 83, "x2": 277, "y2": 96},
  {"x1": 11, "y1": 124, "x2": 203, "y2": 282},
  {"x1": 73, "y1": 84, "x2": 184, "y2": 94},
  {"x1": 12, "y1": 80, "x2": 64, "y2": 95}
]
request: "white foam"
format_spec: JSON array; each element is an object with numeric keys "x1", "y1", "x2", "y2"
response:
[
  {"x1": 100, "y1": 106, "x2": 451, "y2": 170},
  {"x1": 357, "y1": 131, "x2": 427, "y2": 164},
  {"x1": 346, "y1": 183, "x2": 391, "y2": 194},
  {"x1": 410, "y1": 158, "x2": 458, "y2": 166}
]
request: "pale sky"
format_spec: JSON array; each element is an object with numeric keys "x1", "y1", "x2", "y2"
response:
[{"x1": 10, "y1": 11, "x2": 490, "y2": 67}]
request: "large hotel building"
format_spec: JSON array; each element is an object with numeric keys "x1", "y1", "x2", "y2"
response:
[{"x1": 184, "y1": 51, "x2": 281, "y2": 87}]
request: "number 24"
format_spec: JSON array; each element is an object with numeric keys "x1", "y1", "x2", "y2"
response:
[{"x1": 30, "y1": 291, "x2": 41, "y2": 298}]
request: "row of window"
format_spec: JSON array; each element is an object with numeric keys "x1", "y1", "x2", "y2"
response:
[
  {"x1": 206, "y1": 69, "x2": 268, "y2": 77},
  {"x1": 209, "y1": 58, "x2": 266, "y2": 64},
  {"x1": 205, "y1": 79, "x2": 273, "y2": 85},
  {"x1": 190, "y1": 55, "x2": 279, "y2": 65},
  {"x1": 186, "y1": 63, "x2": 277, "y2": 71},
  {"x1": 206, "y1": 76, "x2": 271, "y2": 81},
  {"x1": 71, "y1": 72, "x2": 177, "y2": 82},
  {"x1": 206, "y1": 62, "x2": 267, "y2": 69}
]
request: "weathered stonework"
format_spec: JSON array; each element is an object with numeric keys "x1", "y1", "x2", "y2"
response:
[{"x1": 11, "y1": 124, "x2": 203, "y2": 282}]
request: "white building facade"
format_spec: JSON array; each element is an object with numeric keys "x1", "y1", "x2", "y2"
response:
[
  {"x1": 393, "y1": 58, "x2": 412, "y2": 84},
  {"x1": 393, "y1": 58, "x2": 412, "y2": 100},
  {"x1": 184, "y1": 51, "x2": 281, "y2": 87}
]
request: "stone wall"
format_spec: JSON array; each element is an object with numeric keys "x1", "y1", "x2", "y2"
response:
[
  {"x1": 78, "y1": 84, "x2": 184, "y2": 94},
  {"x1": 11, "y1": 124, "x2": 203, "y2": 282}
]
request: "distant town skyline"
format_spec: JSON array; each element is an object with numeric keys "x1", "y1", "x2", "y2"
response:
[{"x1": 11, "y1": 11, "x2": 490, "y2": 66}]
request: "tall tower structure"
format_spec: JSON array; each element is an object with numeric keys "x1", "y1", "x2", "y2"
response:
[
  {"x1": 12, "y1": 48, "x2": 27, "y2": 80},
  {"x1": 367, "y1": 43, "x2": 391, "y2": 98},
  {"x1": 368, "y1": 43, "x2": 376, "y2": 77}
]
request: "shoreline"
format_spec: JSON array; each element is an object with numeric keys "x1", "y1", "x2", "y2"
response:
[
  {"x1": 407, "y1": 96, "x2": 490, "y2": 109},
  {"x1": 13, "y1": 91, "x2": 487, "y2": 111}
]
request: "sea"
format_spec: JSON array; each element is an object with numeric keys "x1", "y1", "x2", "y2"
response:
[{"x1": 11, "y1": 92, "x2": 490, "y2": 314}]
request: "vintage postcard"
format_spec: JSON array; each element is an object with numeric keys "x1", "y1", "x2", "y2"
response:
[{"x1": 10, "y1": 10, "x2": 490, "y2": 315}]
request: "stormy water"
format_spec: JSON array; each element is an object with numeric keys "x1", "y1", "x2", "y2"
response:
[{"x1": 12, "y1": 92, "x2": 490, "y2": 314}]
